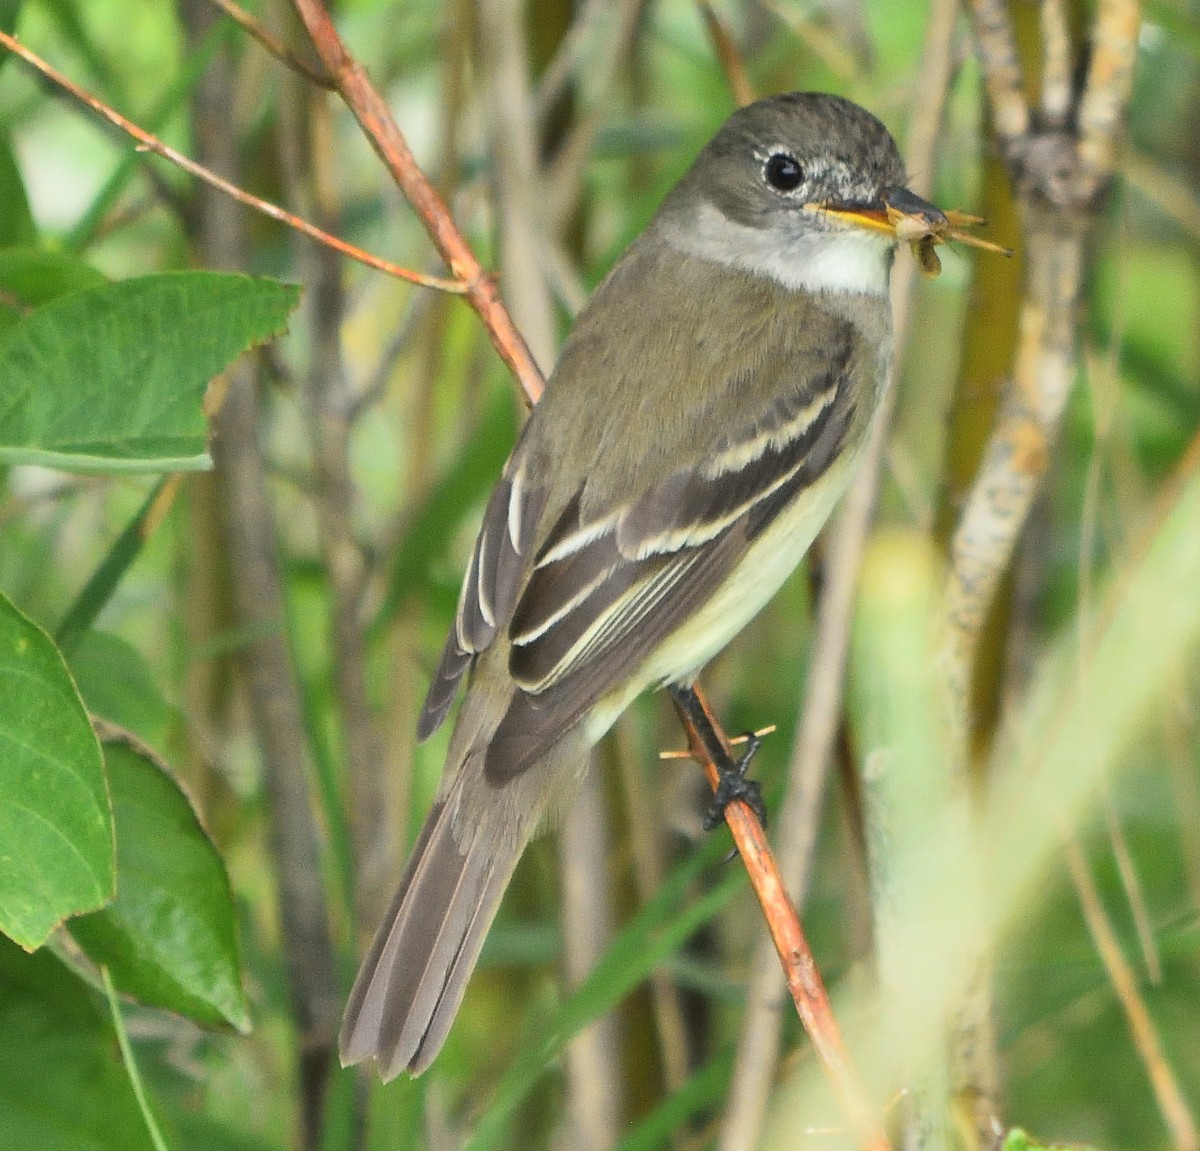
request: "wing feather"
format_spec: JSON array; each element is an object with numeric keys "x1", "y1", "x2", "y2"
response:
[
  {"x1": 416, "y1": 435, "x2": 546, "y2": 741},
  {"x1": 484, "y1": 336, "x2": 858, "y2": 782},
  {"x1": 422, "y1": 315, "x2": 863, "y2": 769}
]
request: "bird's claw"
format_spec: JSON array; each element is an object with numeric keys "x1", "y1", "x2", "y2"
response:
[{"x1": 703, "y1": 731, "x2": 767, "y2": 832}]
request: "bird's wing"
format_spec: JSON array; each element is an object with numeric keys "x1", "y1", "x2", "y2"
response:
[
  {"x1": 479, "y1": 326, "x2": 861, "y2": 781},
  {"x1": 416, "y1": 427, "x2": 549, "y2": 741}
]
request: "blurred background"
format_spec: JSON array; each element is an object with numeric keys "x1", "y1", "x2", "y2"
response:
[{"x1": 1, "y1": 1, "x2": 1198, "y2": 1149}]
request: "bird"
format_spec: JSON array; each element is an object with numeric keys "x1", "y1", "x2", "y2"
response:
[{"x1": 341, "y1": 91, "x2": 948, "y2": 1079}]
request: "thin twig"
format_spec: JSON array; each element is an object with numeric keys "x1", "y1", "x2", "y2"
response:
[
  {"x1": 0, "y1": 31, "x2": 463, "y2": 293},
  {"x1": 291, "y1": 0, "x2": 546, "y2": 403},
  {"x1": 205, "y1": 0, "x2": 333, "y2": 87},
  {"x1": 674, "y1": 686, "x2": 893, "y2": 1151},
  {"x1": 698, "y1": 2, "x2": 754, "y2": 108},
  {"x1": 1062, "y1": 838, "x2": 1199, "y2": 1151}
]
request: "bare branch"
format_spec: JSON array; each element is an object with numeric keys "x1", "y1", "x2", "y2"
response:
[
  {"x1": 291, "y1": 0, "x2": 546, "y2": 403},
  {"x1": 205, "y1": 0, "x2": 333, "y2": 87},
  {"x1": 967, "y1": 0, "x2": 1031, "y2": 152},
  {"x1": 671, "y1": 686, "x2": 894, "y2": 1151},
  {"x1": 0, "y1": 31, "x2": 464, "y2": 292}
]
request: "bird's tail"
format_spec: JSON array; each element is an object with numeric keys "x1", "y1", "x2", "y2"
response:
[
  {"x1": 338, "y1": 762, "x2": 531, "y2": 1079},
  {"x1": 340, "y1": 665, "x2": 589, "y2": 1081}
]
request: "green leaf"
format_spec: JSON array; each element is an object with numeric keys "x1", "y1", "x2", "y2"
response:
[
  {"x1": 0, "y1": 129, "x2": 37, "y2": 245},
  {"x1": 0, "y1": 593, "x2": 113, "y2": 949},
  {"x1": 0, "y1": 271, "x2": 300, "y2": 473},
  {"x1": 69, "y1": 630, "x2": 175, "y2": 750},
  {"x1": 0, "y1": 935, "x2": 157, "y2": 1151},
  {"x1": 0, "y1": 0, "x2": 20, "y2": 37},
  {"x1": 70, "y1": 739, "x2": 250, "y2": 1032},
  {"x1": 0, "y1": 247, "x2": 107, "y2": 307}
]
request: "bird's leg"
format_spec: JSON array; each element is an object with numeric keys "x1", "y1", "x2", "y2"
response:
[{"x1": 668, "y1": 684, "x2": 767, "y2": 831}]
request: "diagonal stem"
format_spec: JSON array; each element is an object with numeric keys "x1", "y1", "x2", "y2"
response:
[
  {"x1": 669, "y1": 684, "x2": 893, "y2": 1151},
  {"x1": 0, "y1": 31, "x2": 460, "y2": 292},
  {"x1": 291, "y1": 0, "x2": 546, "y2": 404}
]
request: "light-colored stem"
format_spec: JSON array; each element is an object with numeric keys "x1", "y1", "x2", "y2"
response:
[{"x1": 716, "y1": 1, "x2": 961, "y2": 1145}]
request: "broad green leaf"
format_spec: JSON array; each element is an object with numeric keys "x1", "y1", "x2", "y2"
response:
[
  {"x1": 0, "y1": 593, "x2": 113, "y2": 949},
  {"x1": 0, "y1": 130, "x2": 36, "y2": 245},
  {"x1": 0, "y1": 935, "x2": 157, "y2": 1151},
  {"x1": 70, "y1": 740, "x2": 250, "y2": 1031},
  {"x1": 0, "y1": 0, "x2": 20, "y2": 38},
  {"x1": 0, "y1": 247, "x2": 107, "y2": 339},
  {"x1": 69, "y1": 630, "x2": 175, "y2": 750},
  {"x1": 0, "y1": 271, "x2": 300, "y2": 473},
  {"x1": 0, "y1": 247, "x2": 107, "y2": 305}
]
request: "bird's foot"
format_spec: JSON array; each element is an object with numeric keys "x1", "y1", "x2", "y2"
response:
[{"x1": 703, "y1": 731, "x2": 767, "y2": 832}]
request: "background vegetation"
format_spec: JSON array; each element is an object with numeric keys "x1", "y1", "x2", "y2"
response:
[{"x1": 0, "y1": 1, "x2": 1197, "y2": 1150}]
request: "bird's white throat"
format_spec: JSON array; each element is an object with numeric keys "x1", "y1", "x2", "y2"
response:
[{"x1": 664, "y1": 200, "x2": 892, "y2": 297}]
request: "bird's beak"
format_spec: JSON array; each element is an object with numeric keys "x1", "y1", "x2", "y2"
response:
[
  {"x1": 804, "y1": 186, "x2": 1012, "y2": 270},
  {"x1": 808, "y1": 186, "x2": 948, "y2": 239}
]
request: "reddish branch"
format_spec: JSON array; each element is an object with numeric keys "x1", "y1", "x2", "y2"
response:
[
  {"x1": 205, "y1": 0, "x2": 334, "y2": 88},
  {"x1": 0, "y1": 31, "x2": 462, "y2": 293},
  {"x1": 675, "y1": 687, "x2": 893, "y2": 1151},
  {"x1": 291, "y1": 0, "x2": 545, "y2": 405}
]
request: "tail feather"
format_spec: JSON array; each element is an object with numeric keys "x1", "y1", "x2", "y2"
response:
[
  {"x1": 339, "y1": 773, "x2": 533, "y2": 1079},
  {"x1": 407, "y1": 851, "x2": 515, "y2": 1073},
  {"x1": 341, "y1": 664, "x2": 589, "y2": 1078}
]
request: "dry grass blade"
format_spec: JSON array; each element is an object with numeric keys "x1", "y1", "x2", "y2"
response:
[{"x1": 1062, "y1": 837, "x2": 1199, "y2": 1151}]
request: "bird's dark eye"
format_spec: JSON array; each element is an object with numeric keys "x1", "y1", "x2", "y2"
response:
[{"x1": 764, "y1": 152, "x2": 804, "y2": 192}]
